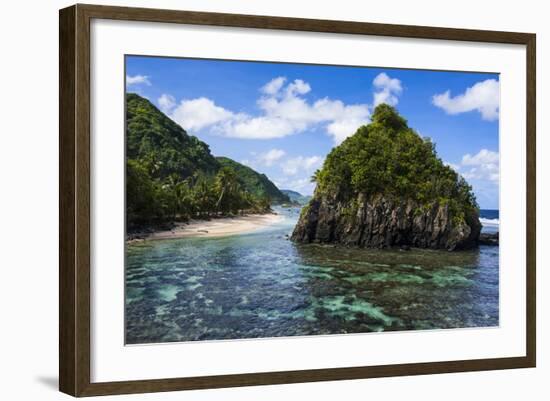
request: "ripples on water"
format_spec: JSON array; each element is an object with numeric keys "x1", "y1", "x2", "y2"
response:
[{"x1": 125, "y1": 207, "x2": 499, "y2": 344}]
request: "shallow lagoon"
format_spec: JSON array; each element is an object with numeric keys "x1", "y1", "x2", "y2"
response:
[{"x1": 125, "y1": 207, "x2": 498, "y2": 344}]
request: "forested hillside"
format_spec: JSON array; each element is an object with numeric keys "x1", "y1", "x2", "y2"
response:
[
  {"x1": 126, "y1": 93, "x2": 284, "y2": 229},
  {"x1": 280, "y1": 189, "x2": 311, "y2": 205},
  {"x1": 216, "y1": 157, "x2": 289, "y2": 204}
]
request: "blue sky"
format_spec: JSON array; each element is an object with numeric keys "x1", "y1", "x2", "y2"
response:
[{"x1": 126, "y1": 56, "x2": 500, "y2": 209}]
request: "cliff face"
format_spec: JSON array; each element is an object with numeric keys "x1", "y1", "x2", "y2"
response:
[
  {"x1": 291, "y1": 104, "x2": 481, "y2": 251},
  {"x1": 291, "y1": 193, "x2": 481, "y2": 250}
]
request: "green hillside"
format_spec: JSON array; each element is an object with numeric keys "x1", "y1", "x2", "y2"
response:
[
  {"x1": 216, "y1": 157, "x2": 289, "y2": 204},
  {"x1": 126, "y1": 93, "x2": 285, "y2": 229},
  {"x1": 126, "y1": 93, "x2": 219, "y2": 179},
  {"x1": 280, "y1": 189, "x2": 311, "y2": 205}
]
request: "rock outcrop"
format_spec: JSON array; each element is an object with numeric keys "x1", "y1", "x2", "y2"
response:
[
  {"x1": 290, "y1": 104, "x2": 482, "y2": 251},
  {"x1": 291, "y1": 193, "x2": 481, "y2": 250},
  {"x1": 479, "y1": 232, "x2": 499, "y2": 246}
]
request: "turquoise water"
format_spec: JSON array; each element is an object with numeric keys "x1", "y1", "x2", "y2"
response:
[{"x1": 125, "y1": 207, "x2": 499, "y2": 344}]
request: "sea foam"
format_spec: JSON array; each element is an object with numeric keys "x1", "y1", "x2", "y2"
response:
[{"x1": 480, "y1": 217, "x2": 499, "y2": 227}]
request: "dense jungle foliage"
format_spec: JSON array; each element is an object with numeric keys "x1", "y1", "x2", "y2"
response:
[
  {"x1": 312, "y1": 104, "x2": 478, "y2": 222},
  {"x1": 126, "y1": 93, "x2": 285, "y2": 229},
  {"x1": 216, "y1": 157, "x2": 290, "y2": 204}
]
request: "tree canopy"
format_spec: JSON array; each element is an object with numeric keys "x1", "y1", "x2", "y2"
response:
[
  {"x1": 314, "y1": 104, "x2": 478, "y2": 220},
  {"x1": 216, "y1": 157, "x2": 290, "y2": 204},
  {"x1": 125, "y1": 93, "x2": 285, "y2": 229}
]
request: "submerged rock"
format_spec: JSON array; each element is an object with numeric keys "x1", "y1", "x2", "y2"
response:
[{"x1": 479, "y1": 232, "x2": 499, "y2": 246}]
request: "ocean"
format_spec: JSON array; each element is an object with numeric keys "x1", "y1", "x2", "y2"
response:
[
  {"x1": 125, "y1": 207, "x2": 499, "y2": 344},
  {"x1": 480, "y1": 209, "x2": 499, "y2": 234}
]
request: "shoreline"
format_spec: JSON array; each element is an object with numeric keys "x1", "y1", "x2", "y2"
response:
[{"x1": 128, "y1": 212, "x2": 284, "y2": 243}]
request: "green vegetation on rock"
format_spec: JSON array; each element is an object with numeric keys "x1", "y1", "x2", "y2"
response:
[
  {"x1": 314, "y1": 104, "x2": 478, "y2": 219},
  {"x1": 293, "y1": 104, "x2": 481, "y2": 250},
  {"x1": 125, "y1": 93, "x2": 282, "y2": 229}
]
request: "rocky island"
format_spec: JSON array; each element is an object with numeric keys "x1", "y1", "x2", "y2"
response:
[{"x1": 291, "y1": 104, "x2": 482, "y2": 251}]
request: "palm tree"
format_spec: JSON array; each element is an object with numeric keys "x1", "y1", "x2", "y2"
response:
[
  {"x1": 215, "y1": 167, "x2": 239, "y2": 214},
  {"x1": 163, "y1": 174, "x2": 182, "y2": 219},
  {"x1": 192, "y1": 175, "x2": 215, "y2": 217},
  {"x1": 311, "y1": 168, "x2": 321, "y2": 183}
]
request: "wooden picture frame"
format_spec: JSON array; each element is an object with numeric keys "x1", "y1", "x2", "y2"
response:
[{"x1": 59, "y1": 3, "x2": 536, "y2": 397}]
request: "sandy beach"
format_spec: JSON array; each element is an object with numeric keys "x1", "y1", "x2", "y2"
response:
[{"x1": 132, "y1": 213, "x2": 284, "y2": 242}]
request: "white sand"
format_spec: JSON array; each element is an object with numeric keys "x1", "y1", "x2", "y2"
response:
[{"x1": 142, "y1": 213, "x2": 284, "y2": 241}]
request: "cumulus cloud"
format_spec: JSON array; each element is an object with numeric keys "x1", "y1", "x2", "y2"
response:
[
  {"x1": 224, "y1": 116, "x2": 295, "y2": 139},
  {"x1": 126, "y1": 74, "x2": 151, "y2": 87},
  {"x1": 460, "y1": 149, "x2": 499, "y2": 182},
  {"x1": 255, "y1": 87, "x2": 371, "y2": 144},
  {"x1": 285, "y1": 79, "x2": 311, "y2": 97},
  {"x1": 261, "y1": 77, "x2": 286, "y2": 95},
  {"x1": 444, "y1": 149, "x2": 499, "y2": 209},
  {"x1": 157, "y1": 94, "x2": 176, "y2": 114},
  {"x1": 273, "y1": 176, "x2": 316, "y2": 195},
  {"x1": 243, "y1": 152, "x2": 323, "y2": 195},
  {"x1": 461, "y1": 148, "x2": 499, "y2": 166},
  {"x1": 447, "y1": 149, "x2": 499, "y2": 183},
  {"x1": 373, "y1": 72, "x2": 403, "y2": 107},
  {"x1": 160, "y1": 76, "x2": 374, "y2": 144},
  {"x1": 281, "y1": 155, "x2": 324, "y2": 176},
  {"x1": 170, "y1": 97, "x2": 235, "y2": 131},
  {"x1": 326, "y1": 104, "x2": 373, "y2": 144},
  {"x1": 241, "y1": 149, "x2": 287, "y2": 169},
  {"x1": 256, "y1": 149, "x2": 286, "y2": 166},
  {"x1": 432, "y1": 79, "x2": 500, "y2": 121},
  {"x1": 288, "y1": 177, "x2": 316, "y2": 195},
  {"x1": 444, "y1": 161, "x2": 461, "y2": 172}
]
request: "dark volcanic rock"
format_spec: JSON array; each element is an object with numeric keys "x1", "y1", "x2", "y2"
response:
[
  {"x1": 479, "y1": 232, "x2": 499, "y2": 246},
  {"x1": 291, "y1": 193, "x2": 481, "y2": 251}
]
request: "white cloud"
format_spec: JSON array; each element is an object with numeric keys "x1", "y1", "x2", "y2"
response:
[
  {"x1": 157, "y1": 94, "x2": 176, "y2": 114},
  {"x1": 326, "y1": 104, "x2": 371, "y2": 144},
  {"x1": 444, "y1": 161, "x2": 461, "y2": 172},
  {"x1": 170, "y1": 97, "x2": 235, "y2": 131},
  {"x1": 241, "y1": 149, "x2": 286, "y2": 169},
  {"x1": 461, "y1": 165, "x2": 499, "y2": 183},
  {"x1": 282, "y1": 155, "x2": 324, "y2": 176},
  {"x1": 460, "y1": 149, "x2": 499, "y2": 182},
  {"x1": 270, "y1": 175, "x2": 316, "y2": 195},
  {"x1": 126, "y1": 74, "x2": 151, "y2": 86},
  {"x1": 159, "y1": 77, "x2": 370, "y2": 143},
  {"x1": 373, "y1": 72, "x2": 403, "y2": 92},
  {"x1": 255, "y1": 91, "x2": 370, "y2": 144},
  {"x1": 285, "y1": 79, "x2": 311, "y2": 97},
  {"x1": 373, "y1": 72, "x2": 403, "y2": 107},
  {"x1": 287, "y1": 177, "x2": 317, "y2": 195},
  {"x1": 261, "y1": 77, "x2": 286, "y2": 95},
  {"x1": 257, "y1": 149, "x2": 286, "y2": 166},
  {"x1": 448, "y1": 149, "x2": 499, "y2": 183},
  {"x1": 445, "y1": 149, "x2": 499, "y2": 209},
  {"x1": 461, "y1": 148, "x2": 499, "y2": 166},
  {"x1": 432, "y1": 79, "x2": 500, "y2": 121},
  {"x1": 224, "y1": 116, "x2": 295, "y2": 139},
  {"x1": 243, "y1": 152, "x2": 321, "y2": 196}
]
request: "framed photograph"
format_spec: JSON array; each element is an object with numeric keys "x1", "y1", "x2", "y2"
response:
[{"x1": 59, "y1": 4, "x2": 536, "y2": 397}]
